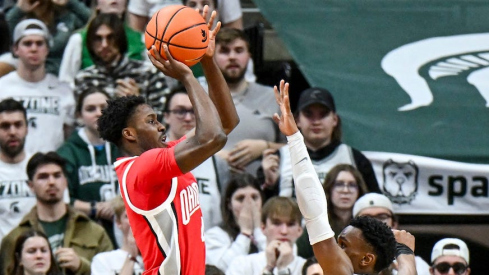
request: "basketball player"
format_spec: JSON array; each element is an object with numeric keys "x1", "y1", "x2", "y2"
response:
[
  {"x1": 97, "y1": 9, "x2": 239, "y2": 275},
  {"x1": 272, "y1": 80, "x2": 417, "y2": 275}
]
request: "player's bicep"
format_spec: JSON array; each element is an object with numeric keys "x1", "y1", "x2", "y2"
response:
[
  {"x1": 173, "y1": 132, "x2": 222, "y2": 174},
  {"x1": 313, "y1": 238, "x2": 353, "y2": 275}
]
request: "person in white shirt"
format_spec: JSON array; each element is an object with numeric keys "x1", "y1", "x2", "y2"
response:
[{"x1": 226, "y1": 196, "x2": 306, "y2": 275}]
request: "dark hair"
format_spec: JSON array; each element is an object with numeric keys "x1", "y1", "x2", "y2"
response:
[
  {"x1": 76, "y1": 87, "x2": 110, "y2": 114},
  {"x1": 86, "y1": 13, "x2": 127, "y2": 64},
  {"x1": 26, "y1": 152, "x2": 67, "y2": 181},
  {"x1": 350, "y1": 216, "x2": 396, "y2": 273},
  {"x1": 301, "y1": 256, "x2": 319, "y2": 275},
  {"x1": 163, "y1": 83, "x2": 188, "y2": 113},
  {"x1": 183, "y1": 0, "x2": 218, "y2": 8},
  {"x1": 97, "y1": 95, "x2": 146, "y2": 146},
  {"x1": 220, "y1": 173, "x2": 263, "y2": 248},
  {"x1": 215, "y1": 27, "x2": 251, "y2": 53},
  {"x1": 0, "y1": 12, "x2": 10, "y2": 54},
  {"x1": 261, "y1": 196, "x2": 302, "y2": 225},
  {"x1": 331, "y1": 115, "x2": 342, "y2": 143},
  {"x1": 11, "y1": 229, "x2": 61, "y2": 275},
  {"x1": 0, "y1": 98, "x2": 27, "y2": 122},
  {"x1": 205, "y1": 264, "x2": 224, "y2": 275}
]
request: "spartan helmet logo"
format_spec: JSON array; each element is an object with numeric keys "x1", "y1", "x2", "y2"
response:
[
  {"x1": 201, "y1": 29, "x2": 208, "y2": 43},
  {"x1": 381, "y1": 33, "x2": 489, "y2": 111},
  {"x1": 382, "y1": 159, "x2": 418, "y2": 204}
]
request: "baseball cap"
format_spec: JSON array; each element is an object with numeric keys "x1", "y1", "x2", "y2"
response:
[
  {"x1": 297, "y1": 87, "x2": 336, "y2": 112},
  {"x1": 13, "y1": 19, "x2": 51, "y2": 45},
  {"x1": 352, "y1": 193, "x2": 394, "y2": 217},
  {"x1": 431, "y1": 238, "x2": 470, "y2": 264}
]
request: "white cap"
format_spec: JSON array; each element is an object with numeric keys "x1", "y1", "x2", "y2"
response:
[
  {"x1": 13, "y1": 19, "x2": 51, "y2": 45},
  {"x1": 353, "y1": 193, "x2": 394, "y2": 217},
  {"x1": 431, "y1": 238, "x2": 469, "y2": 264}
]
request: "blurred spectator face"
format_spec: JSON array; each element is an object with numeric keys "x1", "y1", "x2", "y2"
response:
[
  {"x1": 330, "y1": 171, "x2": 359, "y2": 211},
  {"x1": 20, "y1": 236, "x2": 52, "y2": 275},
  {"x1": 229, "y1": 186, "x2": 261, "y2": 221},
  {"x1": 357, "y1": 207, "x2": 395, "y2": 228},
  {"x1": 164, "y1": 93, "x2": 195, "y2": 140},
  {"x1": 80, "y1": 92, "x2": 109, "y2": 132},
  {"x1": 93, "y1": 24, "x2": 121, "y2": 65},
  {"x1": 185, "y1": 0, "x2": 216, "y2": 21},
  {"x1": 296, "y1": 104, "x2": 338, "y2": 148},
  {"x1": 14, "y1": 35, "x2": 48, "y2": 69},
  {"x1": 305, "y1": 263, "x2": 324, "y2": 275},
  {"x1": 431, "y1": 255, "x2": 470, "y2": 275},
  {"x1": 262, "y1": 214, "x2": 302, "y2": 246},
  {"x1": 117, "y1": 209, "x2": 132, "y2": 235},
  {"x1": 97, "y1": 0, "x2": 127, "y2": 16},
  {"x1": 215, "y1": 38, "x2": 250, "y2": 84},
  {"x1": 0, "y1": 110, "x2": 27, "y2": 159},
  {"x1": 29, "y1": 163, "x2": 67, "y2": 204}
]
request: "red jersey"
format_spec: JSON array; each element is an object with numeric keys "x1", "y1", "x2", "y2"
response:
[{"x1": 114, "y1": 137, "x2": 205, "y2": 275}]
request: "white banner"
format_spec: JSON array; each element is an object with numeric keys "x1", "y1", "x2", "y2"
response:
[{"x1": 363, "y1": 151, "x2": 489, "y2": 215}]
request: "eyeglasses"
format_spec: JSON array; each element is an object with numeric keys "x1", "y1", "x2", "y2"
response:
[
  {"x1": 362, "y1": 213, "x2": 392, "y2": 222},
  {"x1": 433, "y1": 262, "x2": 468, "y2": 274},
  {"x1": 167, "y1": 109, "x2": 195, "y2": 119},
  {"x1": 333, "y1": 181, "x2": 358, "y2": 192}
]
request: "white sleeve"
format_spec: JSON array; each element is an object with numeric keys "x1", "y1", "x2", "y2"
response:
[
  {"x1": 90, "y1": 254, "x2": 111, "y2": 275},
  {"x1": 287, "y1": 131, "x2": 335, "y2": 245},
  {"x1": 217, "y1": 0, "x2": 242, "y2": 24},
  {"x1": 58, "y1": 33, "x2": 82, "y2": 89},
  {"x1": 205, "y1": 227, "x2": 251, "y2": 272},
  {"x1": 225, "y1": 255, "x2": 250, "y2": 275}
]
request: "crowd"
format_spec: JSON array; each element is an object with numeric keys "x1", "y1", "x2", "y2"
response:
[{"x1": 0, "y1": 0, "x2": 475, "y2": 274}]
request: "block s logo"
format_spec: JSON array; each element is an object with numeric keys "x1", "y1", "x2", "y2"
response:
[{"x1": 381, "y1": 33, "x2": 489, "y2": 111}]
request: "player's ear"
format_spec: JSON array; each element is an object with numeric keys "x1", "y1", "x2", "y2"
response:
[
  {"x1": 360, "y1": 252, "x2": 375, "y2": 267},
  {"x1": 122, "y1": 127, "x2": 137, "y2": 141}
]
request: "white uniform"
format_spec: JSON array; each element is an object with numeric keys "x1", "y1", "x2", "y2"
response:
[
  {"x1": 0, "y1": 72, "x2": 75, "y2": 153},
  {"x1": 0, "y1": 156, "x2": 35, "y2": 239}
]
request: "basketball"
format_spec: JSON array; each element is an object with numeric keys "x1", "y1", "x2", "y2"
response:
[{"x1": 145, "y1": 5, "x2": 210, "y2": 67}]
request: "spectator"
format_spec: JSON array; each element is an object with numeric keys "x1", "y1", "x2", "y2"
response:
[
  {"x1": 0, "y1": 152, "x2": 113, "y2": 275},
  {"x1": 214, "y1": 28, "x2": 285, "y2": 175},
  {"x1": 59, "y1": 0, "x2": 146, "y2": 88},
  {"x1": 91, "y1": 197, "x2": 144, "y2": 275},
  {"x1": 301, "y1": 257, "x2": 323, "y2": 275},
  {"x1": 5, "y1": 0, "x2": 91, "y2": 75},
  {"x1": 0, "y1": 19, "x2": 75, "y2": 153},
  {"x1": 0, "y1": 98, "x2": 36, "y2": 240},
  {"x1": 296, "y1": 164, "x2": 368, "y2": 259},
  {"x1": 260, "y1": 87, "x2": 380, "y2": 198},
  {"x1": 0, "y1": 11, "x2": 16, "y2": 78},
  {"x1": 56, "y1": 88, "x2": 119, "y2": 247},
  {"x1": 205, "y1": 173, "x2": 266, "y2": 272},
  {"x1": 226, "y1": 196, "x2": 306, "y2": 275},
  {"x1": 163, "y1": 87, "x2": 230, "y2": 230},
  {"x1": 74, "y1": 13, "x2": 169, "y2": 118},
  {"x1": 430, "y1": 238, "x2": 470, "y2": 275},
  {"x1": 9, "y1": 229, "x2": 62, "y2": 275},
  {"x1": 128, "y1": 0, "x2": 243, "y2": 33},
  {"x1": 353, "y1": 193, "x2": 430, "y2": 275}
]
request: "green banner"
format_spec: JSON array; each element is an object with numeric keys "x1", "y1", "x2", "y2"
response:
[{"x1": 253, "y1": 0, "x2": 489, "y2": 163}]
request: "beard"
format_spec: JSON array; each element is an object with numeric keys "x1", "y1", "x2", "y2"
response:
[
  {"x1": 0, "y1": 139, "x2": 25, "y2": 159},
  {"x1": 36, "y1": 195, "x2": 62, "y2": 205},
  {"x1": 222, "y1": 65, "x2": 247, "y2": 84}
]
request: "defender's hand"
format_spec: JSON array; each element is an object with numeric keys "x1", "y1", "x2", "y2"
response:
[{"x1": 273, "y1": 80, "x2": 299, "y2": 136}]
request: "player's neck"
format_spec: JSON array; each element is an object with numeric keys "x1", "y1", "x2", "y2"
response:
[
  {"x1": 36, "y1": 201, "x2": 67, "y2": 222},
  {"x1": 0, "y1": 150, "x2": 25, "y2": 164},
  {"x1": 17, "y1": 63, "x2": 46, "y2": 82},
  {"x1": 228, "y1": 78, "x2": 248, "y2": 94}
]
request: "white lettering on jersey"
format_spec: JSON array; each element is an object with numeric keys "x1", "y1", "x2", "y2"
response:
[{"x1": 180, "y1": 182, "x2": 201, "y2": 225}]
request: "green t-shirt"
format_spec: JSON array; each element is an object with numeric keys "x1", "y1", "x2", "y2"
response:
[{"x1": 39, "y1": 214, "x2": 68, "y2": 252}]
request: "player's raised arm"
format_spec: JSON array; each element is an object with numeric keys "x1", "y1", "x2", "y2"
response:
[
  {"x1": 200, "y1": 6, "x2": 239, "y2": 135},
  {"x1": 272, "y1": 80, "x2": 353, "y2": 275}
]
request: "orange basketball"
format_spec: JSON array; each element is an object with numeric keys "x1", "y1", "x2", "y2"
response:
[{"x1": 145, "y1": 5, "x2": 209, "y2": 67}]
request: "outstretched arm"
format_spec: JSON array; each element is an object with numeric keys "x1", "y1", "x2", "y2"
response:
[
  {"x1": 200, "y1": 7, "x2": 239, "y2": 135},
  {"x1": 273, "y1": 80, "x2": 353, "y2": 275}
]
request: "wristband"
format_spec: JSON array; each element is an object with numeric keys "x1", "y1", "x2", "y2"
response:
[
  {"x1": 90, "y1": 201, "x2": 97, "y2": 219},
  {"x1": 395, "y1": 242, "x2": 414, "y2": 258}
]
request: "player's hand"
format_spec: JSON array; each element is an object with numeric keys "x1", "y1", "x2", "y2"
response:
[
  {"x1": 96, "y1": 201, "x2": 115, "y2": 221},
  {"x1": 55, "y1": 248, "x2": 81, "y2": 272},
  {"x1": 273, "y1": 80, "x2": 299, "y2": 137},
  {"x1": 392, "y1": 229, "x2": 415, "y2": 252},
  {"x1": 228, "y1": 139, "x2": 268, "y2": 170},
  {"x1": 202, "y1": 6, "x2": 221, "y2": 58},
  {"x1": 237, "y1": 197, "x2": 254, "y2": 235},
  {"x1": 261, "y1": 148, "x2": 280, "y2": 189},
  {"x1": 17, "y1": 0, "x2": 40, "y2": 12},
  {"x1": 148, "y1": 45, "x2": 192, "y2": 81},
  {"x1": 276, "y1": 241, "x2": 294, "y2": 270},
  {"x1": 115, "y1": 78, "x2": 140, "y2": 97}
]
